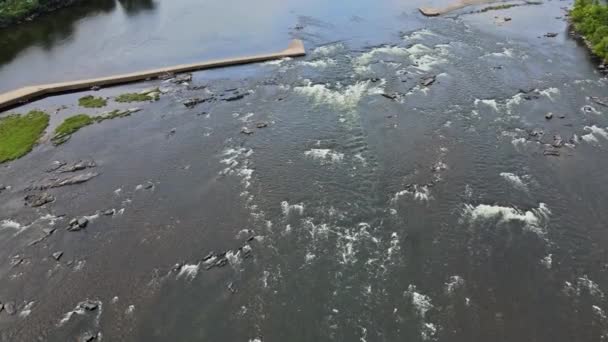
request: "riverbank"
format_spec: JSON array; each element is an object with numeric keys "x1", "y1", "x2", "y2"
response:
[
  {"x1": 0, "y1": 0, "x2": 81, "y2": 28},
  {"x1": 570, "y1": 0, "x2": 608, "y2": 67}
]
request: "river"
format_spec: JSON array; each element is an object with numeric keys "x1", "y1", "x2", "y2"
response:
[{"x1": 1, "y1": 0, "x2": 608, "y2": 341}]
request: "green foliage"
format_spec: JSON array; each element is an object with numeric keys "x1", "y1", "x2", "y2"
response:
[
  {"x1": 0, "y1": 0, "x2": 70, "y2": 27},
  {"x1": 114, "y1": 91, "x2": 158, "y2": 103},
  {"x1": 572, "y1": 0, "x2": 608, "y2": 61},
  {"x1": 0, "y1": 110, "x2": 49, "y2": 163},
  {"x1": 52, "y1": 114, "x2": 94, "y2": 144},
  {"x1": 78, "y1": 95, "x2": 107, "y2": 108}
]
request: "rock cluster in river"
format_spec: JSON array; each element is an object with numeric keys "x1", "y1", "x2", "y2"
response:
[{"x1": 183, "y1": 87, "x2": 251, "y2": 108}]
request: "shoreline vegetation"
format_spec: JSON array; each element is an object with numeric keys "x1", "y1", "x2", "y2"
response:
[
  {"x1": 0, "y1": 110, "x2": 49, "y2": 163},
  {"x1": 571, "y1": 0, "x2": 608, "y2": 64},
  {"x1": 0, "y1": 0, "x2": 80, "y2": 28}
]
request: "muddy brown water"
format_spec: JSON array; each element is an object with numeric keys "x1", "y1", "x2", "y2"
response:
[{"x1": 1, "y1": 0, "x2": 608, "y2": 341}]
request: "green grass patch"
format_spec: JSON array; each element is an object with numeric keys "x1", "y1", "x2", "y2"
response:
[
  {"x1": 52, "y1": 114, "x2": 94, "y2": 145},
  {"x1": 572, "y1": 0, "x2": 608, "y2": 61},
  {"x1": 78, "y1": 95, "x2": 107, "y2": 108},
  {"x1": 115, "y1": 90, "x2": 159, "y2": 103},
  {"x1": 0, "y1": 110, "x2": 49, "y2": 163}
]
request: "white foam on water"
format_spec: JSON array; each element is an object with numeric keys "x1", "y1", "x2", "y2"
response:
[
  {"x1": 281, "y1": 201, "x2": 305, "y2": 216},
  {"x1": 541, "y1": 254, "x2": 552, "y2": 269},
  {"x1": 355, "y1": 46, "x2": 410, "y2": 66},
  {"x1": 474, "y1": 99, "x2": 499, "y2": 111},
  {"x1": 84, "y1": 213, "x2": 100, "y2": 222},
  {"x1": 539, "y1": 87, "x2": 560, "y2": 100},
  {"x1": 367, "y1": 79, "x2": 387, "y2": 95},
  {"x1": 582, "y1": 105, "x2": 601, "y2": 115},
  {"x1": 422, "y1": 323, "x2": 437, "y2": 341},
  {"x1": 410, "y1": 53, "x2": 446, "y2": 72},
  {"x1": 299, "y1": 58, "x2": 337, "y2": 68},
  {"x1": 239, "y1": 112, "x2": 254, "y2": 122},
  {"x1": 511, "y1": 137, "x2": 528, "y2": 147},
  {"x1": 405, "y1": 285, "x2": 434, "y2": 318},
  {"x1": 226, "y1": 250, "x2": 241, "y2": 267},
  {"x1": 578, "y1": 275, "x2": 604, "y2": 298},
  {"x1": 57, "y1": 299, "x2": 103, "y2": 327},
  {"x1": 114, "y1": 188, "x2": 122, "y2": 195},
  {"x1": 304, "y1": 149, "x2": 344, "y2": 164},
  {"x1": 261, "y1": 270, "x2": 270, "y2": 288},
  {"x1": 505, "y1": 93, "x2": 525, "y2": 114},
  {"x1": 354, "y1": 153, "x2": 367, "y2": 165},
  {"x1": 19, "y1": 301, "x2": 35, "y2": 318},
  {"x1": 403, "y1": 28, "x2": 437, "y2": 41},
  {"x1": 500, "y1": 172, "x2": 528, "y2": 190},
  {"x1": 393, "y1": 185, "x2": 432, "y2": 202},
  {"x1": 583, "y1": 125, "x2": 608, "y2": 142},
  {"x1": 304, "y1": 218, "x2": 331, "y2": 241},
  {"x1": 445, "y1": 276, "x2": 465, "y2": 295},
  {"x1": 1, "y1": 220, "x2": 25, "y2": 232},
  {"x1": 220, "y1": 147, "x2": 255, "y2": 189},
  {"x1": 125, "y1": 305, "x2": 135, "y2": 315},
  {"x1": 177, "y1": 263, "x2": 200, "y2": 280},
  {"x1": 593, "y1": 305, "x2": 607, "y2": 320},
  {"x1": 294, "y1": 81, "x2": 370, "y2": 110},
  {"x1": 38, "y1": 214, "x2": 62, "y2": 226},
  {"x1": 582, "y1": 133, "x2": 598, "y2": 143},
  {"x1": 313, "y1": 43, "x2": 343, "y2": 56},
  {"x1": 73, "y1": 260, "x2": 86, "y2": 272},
  {"x1": 336, "y1": 223, "x2": 372, "y2": 265},
  {"x1": 462, "y1": 203, "x2": 551, "y2": 236},
  {"x1": 481, "y1": 47, "x2": 515, "y2": 58},
  {"x1": 305, "y1": 252, "x2": 316, "y2": 263},
  {"x1": 135, "y1": 184, "x2": 143, "y2": 191},
  {"x1": 57, "y1": 306, "x2": 85, "y2": 326},
  {"x1": 263, "y1": 57, "x2": 292, "y2": 66},
  {"x1": 249, "y1": 338, "x2": 263, "y2": 342}
]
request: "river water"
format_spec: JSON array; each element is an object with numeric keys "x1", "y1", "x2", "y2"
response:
[{"x1": 1, "y1": 0, "x2": 608, "y2": 341}]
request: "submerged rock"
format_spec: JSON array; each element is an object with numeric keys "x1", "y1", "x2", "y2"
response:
[
  {"x1": 552, "y1": 135, "x2": 564, "y2": 148},
  {"x1": 80, "y1": 300, "x2": 98, "y2": 311},
  {"x1": 221, "y1": 91, "x2": 248, "y2": 102},
  {"x1": 241, "y1": 127, "x2": 254, "y2": 135},
  {"x1": 545, "y1": 32, "x2": 558, "y2": 38},
  {"x1": 420, "y1": 75, "x2": 436, "y2": 87},
  {"x1": 544, "y1": 149, "x2": 560, "y2": 156},
  {"x1": 0, "y1": 184, "x2": 6, "y2": 193},
  {"x1": 381, "y1": 93, "x2": 398, "y2": 101},
  {"x1": 170, "y1": 73, "x2": 192, "y2": 84},
  {"x1": 545, "y1": 112, "x2": 553, "y2": 120},
  {"x1": 103, "y1": 209, "x2": 115, "y2": 216},
  {"x1": 24, "y1": 192, "x2": 55, "y2": 207},
  {"x1": 80, "y1": 332, "x2": 98, "y2": 342},
  {"x1": 68, "y1": 217, "x2": 88, "y2": 231},
  {"x1": 591, "y1": 96, "x2": 608, "y2": 107},
  {"x1": 4, "y1": 302, "x2": 15, "y2": 315},
  {"x1": 256, "y1": 122, "x2": 269, "y2": 129},
  {"x1": 56, "y1": 160, "x2": 97, "y2": 173},
  {"x1": 31, "y1": 172, "x2": 99, "y2": 190},
  {"x1": 183, "y1": 96, "x2": 214, "y2": 108},
  {"x1": 52, "y1": 251, "x2": 64, "y2": 261}
]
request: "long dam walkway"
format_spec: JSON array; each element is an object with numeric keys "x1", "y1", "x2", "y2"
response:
[{"x1": 0, "y1": 39, "x2": 305, "y2": 111}]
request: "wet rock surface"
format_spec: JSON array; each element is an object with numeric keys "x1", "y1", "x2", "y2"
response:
[
  {"x1": 29, "y1": 172, "x2": 99, "y2": 190},
  {"x1": 24, "y1": 192, "x2": 55, "y2": 207}
]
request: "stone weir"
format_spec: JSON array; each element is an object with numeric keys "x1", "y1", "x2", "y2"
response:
[{"x1": 0, "y1": 39, "x2": 305, "y2": 111}]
